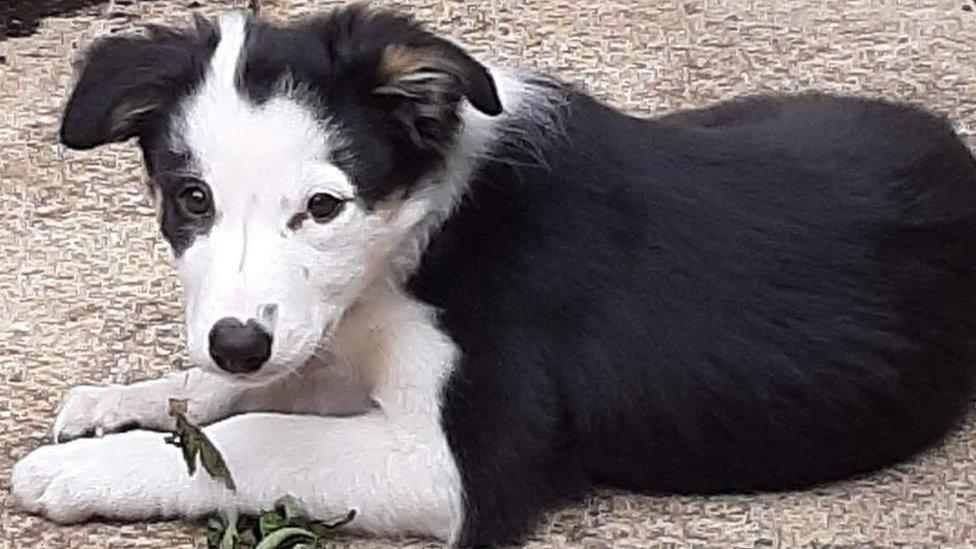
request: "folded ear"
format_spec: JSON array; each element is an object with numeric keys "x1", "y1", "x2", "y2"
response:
[
  {"x1": 60, "y1": 22, "x2": 217, "y2": 150},
  {"x1": 374, "y1": 40, "x2": 502, "y2": 149}
]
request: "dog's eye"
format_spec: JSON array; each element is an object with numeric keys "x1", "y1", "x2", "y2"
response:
[
  {"x1": 307, "y1": 193, "x2": 344, "y2": 222},
  {"x1": 178, "y1": 183, "x2": 213, "y2": 217}
]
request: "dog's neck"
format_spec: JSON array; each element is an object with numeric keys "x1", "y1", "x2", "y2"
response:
[
  {"x1": 378, "y1": 69, "x2": 565, "y2": 283},
  {"x1": 314, "y1": 69, "x2": 567, "y2": 365}
]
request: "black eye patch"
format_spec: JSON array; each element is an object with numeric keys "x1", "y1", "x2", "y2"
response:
[
  {"x1": 157, "y1": 178, "x2": 217, "y2": 256},
  {"x1": 140, "y1": 143, "x2": 217, "y2": 256}
]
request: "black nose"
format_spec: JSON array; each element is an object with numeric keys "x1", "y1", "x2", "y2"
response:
[{"x1": 208, "y1": 317, "x2": 272, "y2": 373}]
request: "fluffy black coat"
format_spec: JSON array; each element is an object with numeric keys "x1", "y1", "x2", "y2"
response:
[{"x1": 410, "y1": 92, "x2": 976, "y2": 544}]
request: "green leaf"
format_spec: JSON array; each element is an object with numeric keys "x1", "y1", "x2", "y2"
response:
[
  {"x1": 259, "y1": 508, "x2": 288, "y2": 538},
  {"x1": 165, "y1": 408, "x2": 236, "y2": 491},
  {"x1": 202, "y1": 505, "x2": 353, "y2": 549},
  {"x1": 275, "y1": 495, "x2": 303, "y2": 523},
  {"x1": 253, "y1": 527, "x2": 316, "y2": 549},
  {"x1": 306, "y1": 510, "x2": 356, "y2": 537},
  {"x1": 219, "y1": 517, "x2": 239, "y2": 549},
  {"x1": 182, "y1": 438, "x2": 199, "y2": 476},
  {"x1": 199, "y1": 436, "x2": 237, "y2": 491}
]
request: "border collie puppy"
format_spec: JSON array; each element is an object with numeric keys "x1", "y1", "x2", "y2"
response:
[{"x1": 11, "y1": 5, "x2": 976, "y2": 546}]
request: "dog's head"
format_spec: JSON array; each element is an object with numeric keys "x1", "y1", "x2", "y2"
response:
[{"x1": 60, "y1": 7, "x2": 502, "y2": 379}]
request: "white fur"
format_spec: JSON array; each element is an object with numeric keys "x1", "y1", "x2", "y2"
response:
[{"x1": 10, "y1": 12, "x2": 557, "y2": 544}]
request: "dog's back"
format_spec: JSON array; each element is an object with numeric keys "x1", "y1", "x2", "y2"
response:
[{"x1": 412, "y1": 90, "x2": 976, "y2": 540}]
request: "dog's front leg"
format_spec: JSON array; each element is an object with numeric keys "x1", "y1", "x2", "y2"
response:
[
  {"x1": 53, "y1": 361, "x2": 372, "y2": 443},
  {"x1": 12, "y1": 412, "x2": 461, "y2": 541},
  {"x1": 51, "y1": 368, "x2": 241, "y2": 442}
]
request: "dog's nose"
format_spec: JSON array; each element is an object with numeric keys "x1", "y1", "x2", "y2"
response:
[{"x1": 208, "y1": 317, "x2": 272, "y2": 373}]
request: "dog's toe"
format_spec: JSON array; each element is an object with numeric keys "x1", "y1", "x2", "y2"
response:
[{"x1": 52, "y1": 385, "x2": 149, "y2": 443}]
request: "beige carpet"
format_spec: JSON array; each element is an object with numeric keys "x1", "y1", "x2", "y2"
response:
[{"x1": 2, "y1": 0, "x2": 976, "y2": 547}]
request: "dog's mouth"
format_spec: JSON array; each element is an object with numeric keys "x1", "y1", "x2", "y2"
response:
[
  {"x1": 190, "y1": 360, "x2": 287, "y2": 386},
  {"x1": 219, "y1": 370, "x2": 285, "y2": 386}
]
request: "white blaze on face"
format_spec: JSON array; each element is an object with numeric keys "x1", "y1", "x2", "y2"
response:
[
  {"x1": 167, "y1": 13, "x2": 516, "y2": 378},
  {"x1": 171, "y1": 14, "x2": 384, "y2": 376}
]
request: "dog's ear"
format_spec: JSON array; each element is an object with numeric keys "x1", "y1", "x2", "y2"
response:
[
  {"x1": 60, "y1": 22, "x2": 216, "y2": 150},
  {"x1": 373, "y1": 39, "x2": 502, "y2": 149}
]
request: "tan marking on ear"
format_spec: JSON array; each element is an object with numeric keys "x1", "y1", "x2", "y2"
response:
[
  {"x1": 375, "y1": 45, "x2": 464, "y2": 149},
  {"x1": 380, "y1": 45, "x2": 436, "y2": 83}
]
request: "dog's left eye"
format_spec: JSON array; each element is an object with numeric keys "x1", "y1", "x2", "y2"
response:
[
  {"x1": 307, "y1": 193, "x2": 344, "y2": 222},
  {"x1": 178, "y1": 183, "x2": 213, "y2": 217}
]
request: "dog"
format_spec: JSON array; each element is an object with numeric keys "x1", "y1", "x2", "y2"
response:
[{"x1": 10, "y1": 5, "x2": 976, "y2": 546}]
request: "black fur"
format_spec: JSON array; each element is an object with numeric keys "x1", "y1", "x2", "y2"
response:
[
  {"x1": 60, "y1": 17, "x2": 218, "y2": 150},
  {"x1": 141, "y1": 149, "x2": 216, "y2": 257},
  {"x1": 410, "y1": 92, "x2": 976, "y2": 544}
]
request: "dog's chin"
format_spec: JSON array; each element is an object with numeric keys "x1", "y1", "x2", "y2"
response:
[{"x1": 202, "y1": 362, "x2": 302, "y2": 387}]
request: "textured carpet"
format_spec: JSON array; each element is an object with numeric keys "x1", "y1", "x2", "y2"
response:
[{"x1": 2, "y1": 0, "x2": 976, "y2": 547}]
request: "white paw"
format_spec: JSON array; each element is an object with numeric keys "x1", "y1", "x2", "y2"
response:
[
  {"x1": 10, "y1": 431, "x2": 212, "y2": 523},
  {"x1": 53, "y1": 385, "x2": 164, "y2": 443}
]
